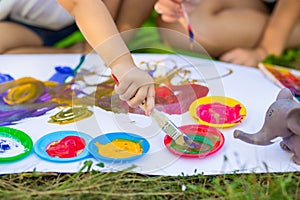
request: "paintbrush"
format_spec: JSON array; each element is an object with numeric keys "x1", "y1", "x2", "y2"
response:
[
  {"x1": 149, "y1": 107, "x2": 201, "y2": 149},
  {"x1": 111, "y1": 74, "x2": 201, "y2": 149},
  {"x1": 179, "y1": 1, "x2": 194, "y2": 45}
]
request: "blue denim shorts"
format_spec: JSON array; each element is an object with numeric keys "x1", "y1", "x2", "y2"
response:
[{"x1": 7, "y1": 18, "x2": 79, "y2": 46}]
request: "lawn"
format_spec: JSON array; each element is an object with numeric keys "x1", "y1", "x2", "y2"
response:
[
  {"x1": 1, "y1": 161, "x2": 300, "y2": 199},
  {"x1": 1, "y1": 13, "x2": 300, "y2": 200}
]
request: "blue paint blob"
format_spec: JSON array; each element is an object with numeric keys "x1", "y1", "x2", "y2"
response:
[
  {"x1": 49, "y1": 66, "x2": 74, "y2": 83},
  {"x1": 0, "y1": 73, "x2": 14, "y2": 84},
  {"x1": 0, "y1": 139, "x2": 11, "y2": 153}
]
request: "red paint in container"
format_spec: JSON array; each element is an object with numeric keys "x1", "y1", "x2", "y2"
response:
[{"x1": 46, "y1": 136, "x2": 86, "y2": 158}]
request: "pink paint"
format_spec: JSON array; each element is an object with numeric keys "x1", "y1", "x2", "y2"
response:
[{"x1": 196, "y1": 102, "x2": 243, "y2": 124}]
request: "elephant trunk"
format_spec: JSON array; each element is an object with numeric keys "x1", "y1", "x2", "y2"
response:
[{"x1": 233, "y1": 129, "x2": 274, "y2": 145}]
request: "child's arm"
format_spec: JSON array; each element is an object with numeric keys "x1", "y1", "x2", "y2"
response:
[
  {"x1": 258, "y1": 0, "x2": 300, "y2": 56},
  {"x1": 220, "y1": 0, "x2": 300, "y2": 67},
  {"x1": 57, "y1": 0, "x2": 155, "y2": 115}
]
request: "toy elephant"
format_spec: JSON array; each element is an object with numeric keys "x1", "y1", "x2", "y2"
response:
[{"x1": 233, "y1": 88, "x2": 300, "y2": 165}]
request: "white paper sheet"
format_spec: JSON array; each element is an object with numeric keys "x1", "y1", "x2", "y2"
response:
[{"x1": 0, "y1": 53, "x2": 299, "y2": 176}]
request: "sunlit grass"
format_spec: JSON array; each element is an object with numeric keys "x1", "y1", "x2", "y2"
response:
[{"x1": 0, "y1": 160, "x2": 299, "y2": 200}]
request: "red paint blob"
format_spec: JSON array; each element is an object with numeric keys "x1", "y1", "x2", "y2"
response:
[
  {"x1": 46, "y1": 136, "x2": 86, "y2": 158},
  {"x1": 196, "y1": 102, "x2": 243, "y2": 124}
]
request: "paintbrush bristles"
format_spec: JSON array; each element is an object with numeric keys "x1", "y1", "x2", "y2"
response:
[{"x1": 151, "y1": 109, "x2": 201, "y2": 149}]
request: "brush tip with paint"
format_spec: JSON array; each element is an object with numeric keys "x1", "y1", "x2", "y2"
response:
[{"x1": 187, "y1": 24, "x2": 194, "y2": 43}]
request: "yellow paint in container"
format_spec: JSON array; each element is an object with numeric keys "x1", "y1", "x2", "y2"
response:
[{"x1": 94, "y1": 139, "x2": 143, "y2": 158}]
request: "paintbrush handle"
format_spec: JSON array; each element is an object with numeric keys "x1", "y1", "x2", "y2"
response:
[
  {"x1": 151, "y1": 109, "x2": 183, "y2": 141},
  {"x1": 139, "y1": 102, "x2": 181, "y2": 140},
  {"x1": 181, "y1": 2, "x2": 190, "y2": 24},
  {"x1": 139, "y1": 104, "x2": 167, "y2": 129}
]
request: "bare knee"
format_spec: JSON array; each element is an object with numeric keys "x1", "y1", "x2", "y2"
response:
[{"x1": 0, "y1": 22, "x2": 43, "y2": 54}]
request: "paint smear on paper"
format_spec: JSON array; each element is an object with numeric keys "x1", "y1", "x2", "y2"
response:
[
  {"x1": 94, "y1": 139, "x2": 143, "y2": 158},
  {"x1": 0, "y1": 77, "x2": 59, "y2": 125},
  {"x1": 0, "y1": 58, "x2": 212, "y2": 125},
  {"x1": 0, "y1": 137, "x2": 25, "y2": 158},
  {"x1": 0, "y1": 73, "x2": 14, "y2": 84},
  {"x1": 46, "y1": 136, "x2": 86, "y2": 158},
  {"x1": 1, "y1": 77, "x2": 45, "y2": 105},
  {"x1": 49, "y1": 106, "x2": 93, "y2": 125},
  {"x1": 196, "y1": 102, "x2": 243, "y2": 124}
]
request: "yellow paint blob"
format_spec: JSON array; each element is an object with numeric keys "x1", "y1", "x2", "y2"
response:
[
  {"x1": 2, "y1": 78, "x2": 45, "y2": 105},
  {"x1": 94, "y1": 139, "x2": 143, "y2": 158}
]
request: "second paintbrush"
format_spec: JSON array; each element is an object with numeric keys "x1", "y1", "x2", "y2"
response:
[{"x1": 180, "y1": 1, "x2": 194, "y2": 43}]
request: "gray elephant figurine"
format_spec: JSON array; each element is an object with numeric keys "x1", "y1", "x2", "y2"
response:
[{"x1": 234, "y1": 88, "x2": 300, "y2": 165}]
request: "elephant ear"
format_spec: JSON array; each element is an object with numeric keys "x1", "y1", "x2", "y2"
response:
[
  {"x1": 287, "y1": 107, "x2": 300, "y2": 135},
  {"x1": 276, "y1": 88, "x2": 293, "y2": 100}
]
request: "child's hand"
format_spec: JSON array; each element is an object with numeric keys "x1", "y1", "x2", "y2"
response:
[
  {"x1": 112, "y1": 67, "x2": 155, "y2": 116},
  {"x1": 155, "y1": 0, "x2": 183, "y2": 22},
  {"x1": 154, "y1": 0, "x2": 199, "y2": 22},
  {"x1": 219, "y1": 47, "x2": 268, "y2": 68}
]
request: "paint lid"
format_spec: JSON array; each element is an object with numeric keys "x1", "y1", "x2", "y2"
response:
[
  {"x1": 164, "y1": 124, "x2": 225, "y2": 158},
  {"x1": 189, "y1": 96, "x2": 247, "y2": 128},
  {"x1": 0, "y1": 126, "x2": 33, "y2": 162},
  {"x1": 34, "y1": 130, "x2": 92, "y2": 162},
  {"x1": 88, "y1": 132, "x2": 150, "y2": 162}
]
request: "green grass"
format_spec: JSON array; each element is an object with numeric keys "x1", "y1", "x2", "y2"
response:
[{"x1": 1, "y1": 160, "x2": 300, "y2": 200}]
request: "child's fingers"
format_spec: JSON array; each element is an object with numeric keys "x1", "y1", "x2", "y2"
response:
[
  {"x1": 118, "y1": 83, "x2": 137, "y2": 101},
  {"x1": 115, "y1": 82, "x2": 132, "y2": 99},
  {"x1": 145, "y1": 85, "x2": 155, "y2": 116},
  {"x1": 127, "y1": 86, "x2": 148, "y2": 108},
  {"x1": 155, "y1": 0, "x2": 182, "y2": 17},
  {"x1": 161, "y1": 15, "x2": 180, "y2": 23}
]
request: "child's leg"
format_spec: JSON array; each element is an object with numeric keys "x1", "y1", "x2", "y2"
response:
[
  {"x1": 156, "y1": 0, "x2": 270, "y2": 57},
  {"x1": 4, "y1": 42, "x2": 90, "y2": 54},
  {"x1": 0, "y1": 22, "x2": 43, "y2": 53},
  {"x1": 115, "y1": 0, "x2": 156, "y2": 43},
  {"x1": 0, "y1": 21, "x2": 89, "y2": 54}
]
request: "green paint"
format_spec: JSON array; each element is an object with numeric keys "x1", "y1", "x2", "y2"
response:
[{"x1": 169, "y1": 134, "x2": 212, "y2": 154}]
